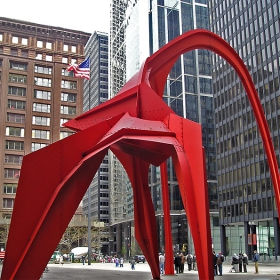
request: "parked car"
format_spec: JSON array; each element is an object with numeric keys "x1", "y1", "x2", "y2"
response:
[{"x1": 134, "y1": 255, "x2": 145, "y2": 263}]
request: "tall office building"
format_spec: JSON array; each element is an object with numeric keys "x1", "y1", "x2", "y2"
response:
[
  {"x1": 110, "y1": 0, "x2": 219, "y2": 256},
  {"x1": 0, "y1": 17, "x2": 90, "y2": 229},
  {"x1": 82, "y1": 31, "x2": 109, "y2": 255},
  {"x1": 210, "y1": 0, "x2": 280, "y2": 259}
]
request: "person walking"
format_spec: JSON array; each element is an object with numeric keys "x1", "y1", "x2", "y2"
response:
[
  {"x1": 130, "y1": 259, "x2": 136, "y2": 270},
  {"x1": 253, "y1": 250, "x2": 260, "y2": 274},
  {"x1": 213, "y1": 251, "x2": 218, "y2": 276},
  {"x1": 180, "y1": 253, "x2": 186, "y2": 273},
  {"x1": 216, "y1": 252, "x2": 224, "y2": 276},
  {"x1": 174, "y1": 253, "x2": 181, "y2": 274},
  {"x1": 159, "y1": 253, "x2": 165, "y2": 275},
  {"x1": 192, "y1": 254, "x2": 197, "y2": 271},
  {"x1": 186, "y1": 253, "x2": 192, "y2": 272},
  {"x1": 242, "y1": 253, "x2": 248, "y2": 273},
  {"x1": 119, "y1": 257, "x2": 124, "y2": 267}
]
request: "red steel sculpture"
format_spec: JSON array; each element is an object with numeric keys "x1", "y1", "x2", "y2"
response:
[{"x1": 2, "y1": 29, "x2": 280, "y2": 280}]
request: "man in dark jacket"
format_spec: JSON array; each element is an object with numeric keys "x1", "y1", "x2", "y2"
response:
[
  {"x1": 213, "y1": 251, "x2": 218, "y2": 276},
  {"x1": 238, "y1": 253, "x2": 243, "y2": 273},
  {"x1": 174, "y1": 253, "x2": 182, "y2": 274}
]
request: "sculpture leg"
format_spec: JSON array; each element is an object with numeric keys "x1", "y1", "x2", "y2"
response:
[
  {"x1": 160, "y1": 161, "x2": 174, "y2": 275},
  {"x1": 112, "y1": 149, "x2": 161, "y2": 279},
  {"x1": 166, "y1": 114, "x2": 214, "y2": 280}
]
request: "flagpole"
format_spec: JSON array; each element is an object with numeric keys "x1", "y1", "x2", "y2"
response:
[{"x1": 87, "y1": 56, "x2": 91, "y2": 265}]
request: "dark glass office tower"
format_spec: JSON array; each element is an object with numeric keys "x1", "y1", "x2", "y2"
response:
[
  {"x1": 210, "y1": 0, "x2": 280, "y2": 260},
  {"x1": 83, "y1": 31, "x2": 109, "y2": 255}
]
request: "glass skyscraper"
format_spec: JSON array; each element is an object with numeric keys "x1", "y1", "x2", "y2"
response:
[{"x1": 210, "y1": 0, "x2": 280, "y2": 259}]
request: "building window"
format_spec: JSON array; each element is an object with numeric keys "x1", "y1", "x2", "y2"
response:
[
  {"x1": 62, "y1": 68, "x2": 74, "y2": 77},
  {"x1": 46, "y1": 55, "x2": 52, "y2": 62},
  {"x1": 34, "y1": 65, "x2": 52, "y2": 75},
  {"x1": 8, "y1": 86, "x2": 26, "y2": 97},
  {"x1": 34, "y1": 89, "x2": 51, "y2": 100},
  {"x1": 3, "y1": 198, "x2": 15, "y2": 209},
  {"x1": 3, "y1": 183, "x2": 17, "y2": 194},
  {"x1": 5, "y1": 140, "x2": 24, "y2": 150},
  {"x1": 4, "y1": 168, "x2": 20, "y2": 179},
  {"x1": 5, "y1": 154, "x2": 23, "y2": 164},
  {"x1": 63, "y1": 44, "x2": 68, "y2": 51},
  {"x1": 33, "y1": 103, "x2": 51, "y2": 113},
  {"x1": 10, "y1": 61, "x2": 27, "y2": 71},
  {"x1": 60, "y1": 105, "x2": 76, "y2": 115},
  {"x1": 61, "y1": 80, "x2": 77, "y2": 89},
  {"x1": 62, "y1": 57, "x2": 68, "y2": 63},
  {"x1": 60, "y1": 131, "x2": 73, "y2": 139},
  {"x1": 12, "y1": 36, "x2": 19, "y2": 44},
  {"x1": 7, "y1": 100, "x2": 26, "y2": 110},
  {"x1": 61, "y1": 92, "x2": 76, "y2": 102},
  {"x1": 37, "y1": 40, "x2": 43, "y2": 48},
  {"x1": 22, "y1": 38, "x2": 28, "y2": 45},
  {"x1": 21, "y1": 50, "x2": 28, "y2": 57},
  {"x1": 71, "y1": 46, "x2": 77, "y2": 53},
  {"x1": 31, "y1": 142, "x2": 47, "y2": 151},
  {"x1": 32, "y1": 116, "x2": 50, "y2": 126},
  {"x1": 0, "y1": 34, "x2": 3, "y2": 41},
  {"x1": 71, "y1": 58, "x2": 77, "y2": 65},
  {"x1": 60, "y1": 118, "x2": 70, "y2": 127},
  {"x1": 34, "y1": 77, "x2": 51, "y2": 87},
  {"x1": 32, "y1": 129, "x2": 50, "y2": 140},
  {"x1": 9, "y1": 73, "x2": 27, "y2": 83},
  {"x1": 6, "y1": 126, "x2": 25, "y2": 137},
  {"x1": 46, "y1": 42, "x2": 52, "y2": 49},
  {"x1": 7, "y1": 113, "x2": 25, "y2": 123},
  {"x1": 35, "y1": 53, "x2": 42, "y2": 60}
]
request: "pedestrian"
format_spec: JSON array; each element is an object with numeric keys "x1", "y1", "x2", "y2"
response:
[
  {"x1": 59, "y1": 255, "x2": 64, "y2": 265},
  {"x1": 213, "y1": 251, "x2": 218, "y2": 276},
  {"x1": 238, "y1": 253, "x2": 243, "y2": 273},
  {"x1": 120, "y1": 257, "x2": 124, "y2": 267},
  {"x1": 174, "y1": 253, "x2": 181, "y2": 274},
  {"x1": 81, "y1": 255, "x2": 85, "y2": 265},
  {"x1": 192, "y1": 254, "x2": 197, "y2": 271},
  {"x1": 115, "y1": 256, "x2": 119, "y2": 267},
  {"x1": 159, "y1": 253, "x2": 165, "y2": 275},
  {"x1": 216, "y1": 252, "x2": 224, "y2": 276},
  {"x1": 180, "y1": 253, "x2": 186, "y2": 273},
  {"x1": 253, "y1": 250, "x2": 259, "y2": 274},
  {"x1": 242, "y1": 253, "x2": 248, "y2": 273},
  {"x1": 130, "y1": 259, "x2": 136, "y2": 270},
  {"x1": 186, "y1": 253, "x2": 192, "y2": 271}
]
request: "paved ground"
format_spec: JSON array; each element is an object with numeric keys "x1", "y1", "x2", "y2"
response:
[
  {"x1": 1, "y1": 261, "x2": 280, "y2": 279},
  {"x1": 34, "y1": 261, "x2": 280, "y2": 280}
]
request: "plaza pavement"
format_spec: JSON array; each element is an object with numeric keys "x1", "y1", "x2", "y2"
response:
[{"x1": 34, "y1": 261, "x2": 280, "y2": 280}]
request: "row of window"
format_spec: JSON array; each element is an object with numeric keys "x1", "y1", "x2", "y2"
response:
[
  {"x1": 7, "y1": 100, "x2": 76, "y2": 115},
  {"x1": 8, "y1": 73, "x2": 77, "y2": 90},
  {"x1": 7, "y1": 113, "x2": 69, "y2": 127},
  {"x1": 0, "y1": 33, "x2": 78, "y2": 53},
  {"x1": 6, "y1": 128, "x2": 74, "y2": 140},
  {"x1": 220, "y1": 196, "x2": 276, "y2": 218},
  {"x1": 8, "y1": 86, "x2": 77, "y2": 103}
]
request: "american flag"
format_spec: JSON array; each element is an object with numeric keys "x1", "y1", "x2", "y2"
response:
[{"x1": 67, "y1": 58, "x2": 90, "y2": 80}]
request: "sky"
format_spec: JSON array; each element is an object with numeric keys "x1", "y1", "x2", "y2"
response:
[{"x1": 0, "y1": 0, "x2": 110, "y2": 34}]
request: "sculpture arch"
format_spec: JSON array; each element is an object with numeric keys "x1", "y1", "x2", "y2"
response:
[{"x1": 2, "y1": 29, "x2": 280, "y2": 280}]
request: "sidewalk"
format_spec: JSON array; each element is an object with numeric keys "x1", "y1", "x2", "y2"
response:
[
  {"x1": 1, "y1": 261, "x2": 280, "y2": 279},
  {"x1": 36, "y1": 261, "x2": 280, "y2": 279}
]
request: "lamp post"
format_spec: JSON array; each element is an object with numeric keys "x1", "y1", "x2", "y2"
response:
[{"x1": 239, "y1": 234, "x2": 242, "y2": 253}]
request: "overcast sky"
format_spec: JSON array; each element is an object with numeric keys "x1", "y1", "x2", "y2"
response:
[{"x1": 0, "y1": 0, "x2": 110, "y2": 34}]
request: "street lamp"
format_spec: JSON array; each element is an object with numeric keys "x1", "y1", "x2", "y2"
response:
[{"x1": 239, "y1": 234, "x2": 242, "y2": 253}]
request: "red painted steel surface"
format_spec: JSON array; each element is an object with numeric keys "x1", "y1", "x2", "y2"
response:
[{"x1": 2, "y1": 29, "x2": 280, "y2": 280}]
